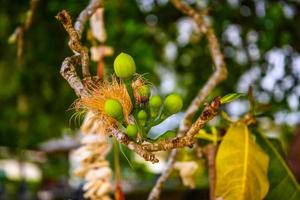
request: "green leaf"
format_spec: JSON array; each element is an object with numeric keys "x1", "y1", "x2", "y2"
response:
[
  {"x1": 253, "y1": 131, "x2": 300, "y2": 200},
  {"x1": 216, "y1": 123, "x2": 269, "y2": 200},
  {"x1": 220, "y1": 93, "x2": 244, "y2": 104},
  {"x1": 220, "y1": 110, "x2": 234, "y2": 122},
  {"x1": 268, "y1": 138, "x2": 286, "y2": 157}
]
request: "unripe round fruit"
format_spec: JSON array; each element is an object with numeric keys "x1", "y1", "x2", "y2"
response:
[
  {"x1": 126, "y1": 124, "x2": 138, "y2": 137},
  {"x1": 137, "y1": 110, "x2": 147, "y2": 121},
  {"x1": 113, "y1": 52, "x2": 136, "y2": 79},
  {"x1": 163, "y1": 94, "x2": 183, "y2": 114},
  {"x1": 149, "y1": 95, "x2": 162, "y2": 108},
  {"x1": 104, "y1": 99, "x2": 123, "y2": 120}
]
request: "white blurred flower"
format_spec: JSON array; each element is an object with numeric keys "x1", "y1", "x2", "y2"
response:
[
  {"x1": 90, "y1": 8, "x2": 106, "y2": 42},
  {"x1": 174, "y1": 161, "x2": 198, "y2": 188}
]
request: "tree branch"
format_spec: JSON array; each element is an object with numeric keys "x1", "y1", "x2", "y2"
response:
[
  {"x1": 56, "y1": 10, "x2": 91, "y2": 78},
  {"x1": 205, "y1": 144, "x2": 217, "y2": 200},
  {"x1": 102, "y1": 96, "x2": 219, "y2": 166},
  {"x1": 74, "y1": 0, "x2": 102, "y2": 37},
  {"x1": 172, "y1": 0, "x2": 227, "y2": 135},
  {"x1": 148, "y1": 0, "x2": 228, "y2": 199},
  {"x1": 55, "y1": 0, "x2": 102, "y2": 99},
  {"x1": 60, "y1": 55, "x2": 90, "y2": 97},
  {"x1": 147, "y1": 150, "x2": 177, "y2": 200},
  {"x1": 171, "y1": 0, "x2": 208, "y2": 32},
  {"x1": 143, "y1": 97, "x2": 221, "y2": 152},
  {"x1": 110, "y1": 128, "x2": 159, "y2": 164}
]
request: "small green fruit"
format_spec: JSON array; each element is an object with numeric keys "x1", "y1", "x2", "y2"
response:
[
  {"x1": 113, "y1": 52, "x2": 136, "y2": 79},
  {"x1": 126, "y1": 124, "x2": 138, "y2": 137},
  {"x1": 149, "y1": 95, "x2": 162, "y2": 108},
  {"x1": 137, "y1": 110, "x2": 147, "y2": 121},
  {"x1": 163, "y1": 94, "x2": 183, "y2": 114},
  {"x1": 104, "y1": 99, "x2": 123, "y2": 120}
]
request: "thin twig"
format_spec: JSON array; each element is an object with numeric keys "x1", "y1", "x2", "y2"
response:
[
  {"x1": 148, "y1": 0, "x2": 228, "y2": 199},
  {"x1": 24, "y1": 0, "x2": 39, "y2": 29},
  {"x1": 56, "y1": 10, "x2": 90, "y2": 78},
  {"x1": 56, "y1": 0, "x2": 102, "y2": 98},
  {"x1": 60, "y1": 55, "x2": 90, "y2": 97},
  {"x1": 9, "y1": 0, "x2": 39, "y2": 59},
  {"x1": 147, "y1": 149, "x2": 177, "y2": 200},
  {"x1": 74, "y1": 0, "x2": 102, "y2": 37},
  {"x1": 205, "y1": 144, "x2": 217, "y2": 200},
  {"x1": 110, "y1": 128, "x2": 159, "y2": 163},
  {"x1": 172, "y1": 0, "x2": 227, "y2": 135}
]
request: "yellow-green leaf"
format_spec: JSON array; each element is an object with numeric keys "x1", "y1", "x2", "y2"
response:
[
  {"x1": 220, "y1": 93, "x2": 244, "y2": 104},
  {"x1": 216, "y1": 123, "x2": 269, "y2": 200}
]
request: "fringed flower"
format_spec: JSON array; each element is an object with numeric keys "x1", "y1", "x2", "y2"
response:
[{"x1": 77, "y1": 76, "x2": 132, "y2": 130}]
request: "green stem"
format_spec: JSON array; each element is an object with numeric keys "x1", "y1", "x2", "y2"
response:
[
  {"x1": 125, "y1": 79, "x2": 135, "y2": 106},
  {"x1": 133, "y1": 118, "x2": 145, "y2": 140},
  {"x1": 149, "y1": 111, "x2": 168, "y2": 127},
  {"x1": 113, "y1": 139, "x2": 121, "y2": 182}
]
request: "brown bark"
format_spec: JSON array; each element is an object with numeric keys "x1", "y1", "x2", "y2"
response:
[{"x1": 205, "y1": 144, "x2": 217, "y2": 200}]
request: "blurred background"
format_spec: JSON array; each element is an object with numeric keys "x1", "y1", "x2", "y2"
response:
[{"x1": 0, "y1": 0, "x2": 300, "y2": 199}]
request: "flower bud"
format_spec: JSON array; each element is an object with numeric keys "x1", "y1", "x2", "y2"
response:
[
  {"x1": 149, "y1": 95, "x2": 162, "y2": 108},
  {"x1": 113, "y1": 52, "x2": 136, "y2": 79},
  {"x1": 126, "y1": 124, "x2": 138, "y2": 138},
  {"x1": 163, "y1": 94, "x2": 183, "y2": 114},
  {"x1": 137, "y1": 110, "x2": 147, "y2": 121},
  {"x1": 136, "y1": 85, "x2": 151, "y2": 104},
  {"x1": 104, "y1": 99, "x2": 123, "y2": 120}
]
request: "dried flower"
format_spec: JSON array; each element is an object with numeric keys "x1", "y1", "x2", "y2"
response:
[
  {"x1": 132, "y1": 75, "x2": 150, "y2": 105},
  {"x1": 74, "y1": 111, "x2": 113, "y2": 200}
]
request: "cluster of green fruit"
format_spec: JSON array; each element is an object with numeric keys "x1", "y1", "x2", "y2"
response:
[{"x1": 104, "y1": 52, "x2": 183, "y2": 141}]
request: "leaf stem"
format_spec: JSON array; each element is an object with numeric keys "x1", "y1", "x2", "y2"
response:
[{"x1": 113, "y1": 138, "x2": 121, "y2": 182}]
